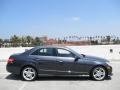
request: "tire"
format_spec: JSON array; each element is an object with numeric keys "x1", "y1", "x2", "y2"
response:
[
  {"x1": 91, "y1": 66, "x2": 106, "y2": 81},
  {"x1": 21, "y1": 66, "x2": 37, "y2": 81}
]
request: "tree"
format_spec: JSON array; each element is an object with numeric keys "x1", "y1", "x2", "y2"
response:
[
  {"x1": 4, "y1": 39, "x2": 10, "y2": 47},
  {"x1": 21, "y1": 36, "x2": 27, "y2": 47},
  {"x1": 0, "y1": 38, "x2": 3, "y2": 43},
  {"x1": 32, "y1": 37, "x2": 43, "y2": 46},
  {"x1": 113, "y1": 37, "x2": 120, "y2": 44},
  {"x1": 26, "y1": 36, "x2": 33, "y2": 46},
  {"x1": 10, "y1": 35, "x2": 21, "y2": 47},
  {"x1": 90, "y1": 37, "x2": 92, "y2": 41},
  {"x1": 0, "y1": 38, "x2": 3, "y2": 47},
  {"x1": 106, "y1": 36, "x2": 111, "y2": 44}
]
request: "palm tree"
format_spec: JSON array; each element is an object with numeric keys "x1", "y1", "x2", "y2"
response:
[
  {"x1": 10, "y1": 35, "x2": 21, "y2": 47},
  {"x1": 106, "y1": 36, "x2": 111, "y2": 44},
  {"x1": 26, "y1": 36, "x2": 33, "y2": 46},
  {"x1": 0, "y1": 38, "x2": 3, "y2": 47},
  {"x1": 90, "y1": 36, "x2": 92, "y2": 41}
]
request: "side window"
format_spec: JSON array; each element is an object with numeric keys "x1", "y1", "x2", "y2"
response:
[
  {"x1": 31, "y1": 48, "x2": 53, "y2": 56},
  {"x1": 57, "y1": 48, "x2": 75, "y2": 57}
]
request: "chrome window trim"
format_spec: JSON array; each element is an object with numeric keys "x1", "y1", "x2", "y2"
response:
[{"x1": 28, "y1": 47, "x2": 76, "y2": 58}]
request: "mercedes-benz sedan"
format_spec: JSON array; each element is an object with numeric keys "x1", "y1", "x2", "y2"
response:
[{"x1": 6, "y1": 46, "x2": 112, "y2": 81}]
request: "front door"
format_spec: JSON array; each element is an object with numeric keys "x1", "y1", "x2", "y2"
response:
[
  {"x1": 55, "y1": 48, "x2": 88, "y2": 75},
  {"x1": 54, "y1": 48, "x2": 76, "y2": 75}
]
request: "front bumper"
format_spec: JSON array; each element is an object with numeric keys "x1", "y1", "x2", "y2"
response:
[{"x1": 106, "y1": 65, "x2": 113, "y2": 76}]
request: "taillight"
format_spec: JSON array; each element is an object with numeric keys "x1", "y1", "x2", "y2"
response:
[{"x1": 8, "y1": 58, "x2": 15, "y2": 64}]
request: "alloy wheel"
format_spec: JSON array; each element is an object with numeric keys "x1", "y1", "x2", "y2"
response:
[
  {"x1": 22, "y1": 67, "x2": 37, "y2": 81},
  {"x1": 92, "y1": 66, "x2": 106, "y2": 81}
]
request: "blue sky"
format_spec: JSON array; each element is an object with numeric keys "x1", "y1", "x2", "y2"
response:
[{"x1": 0, "y1": 0, "x2": 120, "y2": 39}]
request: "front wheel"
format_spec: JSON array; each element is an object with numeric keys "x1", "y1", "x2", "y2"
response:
[
  {"x1": 91, "y1": 66, "x2": 107, "y2": 81},
  {"x1": 21, "y1": 66, "x2": 37, "y2": 81}
]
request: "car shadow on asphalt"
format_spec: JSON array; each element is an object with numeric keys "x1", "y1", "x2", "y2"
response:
[{"x1": 5, "y1": 74, "x2": 111, "y2": 81}]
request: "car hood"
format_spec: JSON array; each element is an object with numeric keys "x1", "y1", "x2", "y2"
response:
[{"x1": 82, "y1": 55, "x2": 108, "y2": 62}]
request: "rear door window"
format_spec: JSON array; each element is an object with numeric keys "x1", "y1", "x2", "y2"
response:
[{"x1": 31, "y1": 48, "x2": 53, "y2": 56}]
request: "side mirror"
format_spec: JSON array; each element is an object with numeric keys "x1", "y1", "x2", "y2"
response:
[
  {"x1": 74, "y1": 57, "x2": 80, "y2": 62},
  {"x1": 81, "y1": 54, "x2": 86, "y2": 58}
]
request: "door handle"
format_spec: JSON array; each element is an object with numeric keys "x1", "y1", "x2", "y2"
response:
[
  {"x1": 32, "y1": 58, "x2": 40, "y2": 61},
  {"x1": 57, "y1": 60, "x2": 63, "y2": 63}
]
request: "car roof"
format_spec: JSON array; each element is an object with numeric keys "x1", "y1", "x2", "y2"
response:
[
  {"x1": 22, "y1": 45, "x2": 70, "y2": 55},
  {"x1": 23, "y1": 45, "x2": 81, "y2": 57},
  {"x1": 35, "y1": 45, "x2": 69, "y2": 50}
]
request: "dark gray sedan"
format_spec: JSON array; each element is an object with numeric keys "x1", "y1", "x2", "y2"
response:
[{"x1": 6, "y1": 46, "x2": 112, "y2": 81}]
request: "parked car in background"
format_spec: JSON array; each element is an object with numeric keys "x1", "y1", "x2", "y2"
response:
[{"x1": 6, "y1": 46, "x2": 112, "y2": 81}]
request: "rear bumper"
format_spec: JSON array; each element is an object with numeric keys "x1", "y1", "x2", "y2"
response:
[{"x1": 6, "y1": 63, "x2": 21, "y2": 75}]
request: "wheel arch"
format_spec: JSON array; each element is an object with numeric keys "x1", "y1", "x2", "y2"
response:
[
  {"x1": 20, "y1": 64, "x2": 38, "y2": 75},
  {"x1": 90, "y1": 65, "x2": 108, "y2": 77}
]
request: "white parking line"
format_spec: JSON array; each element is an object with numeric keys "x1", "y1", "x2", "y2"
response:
[
  {"x1": 19, "y1": 82, "x2": 27, "y2": 90},
  {"x1": 0, "y1": 73, "x2": 9, "y2": 75},
  {"x1": 1, "y1": 75, "x2": 7, "y2": 79},
  {"x1": 0, "y1": 73, "x2": 9, "y2": 79}
]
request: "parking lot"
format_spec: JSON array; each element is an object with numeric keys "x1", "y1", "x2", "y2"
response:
[{"x1": 0, "y1": 61, "x2": 120, "y2": 90}]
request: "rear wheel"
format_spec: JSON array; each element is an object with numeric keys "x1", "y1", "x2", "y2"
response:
[
  {"x1": 21, "y1": 66, "x2": 37, "y2": 81},
  {"x1": 91, "y1": 66, "x2": 106, "y2": 81}
]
